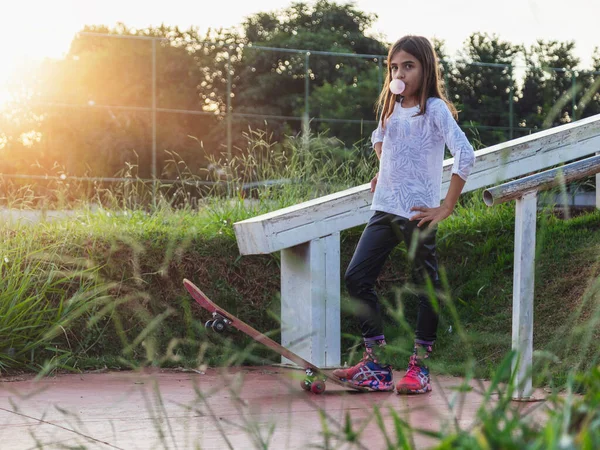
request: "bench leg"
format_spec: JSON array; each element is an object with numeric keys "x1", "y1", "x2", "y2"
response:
[
  {"x1": 280, "y1": 233, "x2": 341, "y2": 368},
  {"x1": 512, "y1": 192, "x2": 537, "y2": 400}
]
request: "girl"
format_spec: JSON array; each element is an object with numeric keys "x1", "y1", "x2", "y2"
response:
[{"x1": 332, "y1": 36, "x2": 475, "y2": 394}]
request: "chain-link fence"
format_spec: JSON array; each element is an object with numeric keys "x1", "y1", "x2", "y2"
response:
[{"x1": 1, "y1": 31, "x2": 599, "y2": 205}]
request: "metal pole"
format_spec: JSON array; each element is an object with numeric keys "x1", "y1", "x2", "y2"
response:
[
  {"x1": 227, "y1": 51, "x2": 232, "y2": 163},
  {"x1": 571, "y1": 71, "x2": 577, "y2": 121},
  {"x1": 152, "y1": 38, "x2": 157, "y2": 208},
  {"x1": 597, "y1": 151, "x2": 600, "y2": 210},
  {"x1": 303, "y1": 52, "x2": 310, "y2": 151},
  {"x1": 483, "y1": 155, "x2": 600, "y2": 206},
  {"x1": 378, "y1": 58, "x2": 383, "y2": 91},
  {"x1": 509, "y1": 65, "x2": 514, "y2": 140},
  {"x1": 443, "y1": 61, "x2": 450, "y2": 99}
]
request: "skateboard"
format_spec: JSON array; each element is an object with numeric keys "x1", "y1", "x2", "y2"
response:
[{"x1": 183, "y1": 278, "x2": 368, "y2": 394}]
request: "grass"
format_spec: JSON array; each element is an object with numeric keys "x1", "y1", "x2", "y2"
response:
[
  {"x1": 1, "y1": 182, "x2": 598, "y2": 386},
  {"x1": 0, "y1": 224, "x2": 110, "y2": 372}
]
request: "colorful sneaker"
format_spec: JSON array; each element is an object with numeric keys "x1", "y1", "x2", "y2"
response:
[
  {"x1": 395, "y1": 354, "x2": 432, "y2": 394},
  {"x1": 332, "y1": 349, "x2": 394, "y2": 391}
]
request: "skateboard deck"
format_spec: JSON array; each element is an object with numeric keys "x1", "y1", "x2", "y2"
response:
[{"x1": 183, "y1": 278, "x2": 368, "y2": 394}]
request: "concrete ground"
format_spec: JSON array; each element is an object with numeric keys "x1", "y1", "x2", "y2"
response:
[{"x1": 0, "y1": 367, "x2": 550, "y2": 449}]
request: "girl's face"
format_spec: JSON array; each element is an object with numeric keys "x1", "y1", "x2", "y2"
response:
[{"x1": 390, "y1": 50, "x2": 423, "y2": 101}]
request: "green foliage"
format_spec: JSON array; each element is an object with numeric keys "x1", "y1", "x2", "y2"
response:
[
  {"x1": 445, "y1": 33, "x2": 520, "y2": 146},
  {"x1": 520, "y1": 40, "x2": 581, "y2": 129},
  {"x1": 308, "y1": 65, "x2": 381, "y2": 147},
  {"x1": 0, "y1": 225, "x2": 108, "y2": 371},
  {"x1": 223, "y1": 0, "x2": 388, "y2": 148}
]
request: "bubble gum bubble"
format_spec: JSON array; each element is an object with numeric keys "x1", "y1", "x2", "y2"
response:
[{"x1": 389, "y1": 79, "x2": 405, "y2": 95}]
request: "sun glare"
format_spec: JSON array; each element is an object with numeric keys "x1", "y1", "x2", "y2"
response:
[
  {"x1": 0, "y1": 23, "x2": 72, "y2": 111},
  {"x1": 0, "y1": 91, "x2": 10, "y2": 111},
  {"x1": 0, "y1": 70, "x2": 13, "y2": 110},
  {"x1": 0, "y1": 48, "x2": 28, "y2": 111}
]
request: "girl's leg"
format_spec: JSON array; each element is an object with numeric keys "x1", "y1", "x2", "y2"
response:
[
  {"x1": 402, "y1": 220, "x2": 442, "y2": 346},
  {"x1": 332, "y1": 211, "x2": 400, "y2": 391},
  {"x1": 396, "y1": 220, "x2": 441, "y2": 395},
  {"x1": 344, "y1": 211, "x2": 402, "y2": 341}
]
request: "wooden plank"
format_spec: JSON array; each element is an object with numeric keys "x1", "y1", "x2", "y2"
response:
[
  {"x1": 234, "y1": 114, "x2": 600, "y2": 255},
  {"x1": 235, "y1": 187, "x2": 372, "y2": 255},
  {"x1": 511, "y1": 192, "x2": 537, "y2": 400}
]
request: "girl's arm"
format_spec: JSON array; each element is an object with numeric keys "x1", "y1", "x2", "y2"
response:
[
  {"x1": 442, "y1": 174, "x2": 466, "y2": 212},
  {"x1": 370, "y1": 142, "x2": 382, "y2": 192},
  {"x1": 432, "y1": 99, "x2": 475, "y2": 182},
  {"x1": 370, "y1": 122, "x2": 384, "y2": 192},
  {"x1": 410, "y1": 99, "x2": 475, "y2": 227},
  {"x1": 410, "y1": 174, "x2": 465, "y2": 227},
  {"x1": 374, "y1": 142, "x2": 382, "y2": 160},
  {"x1": 371, "y1": 118, "x2": 384, "y2": 150}
]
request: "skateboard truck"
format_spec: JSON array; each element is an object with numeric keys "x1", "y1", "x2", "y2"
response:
[
  {"x1": 301, "y1": 368, "x2": 326, "y2": 394},
  {"x1": 205, "y1": 312, "x2": 231, "y2": 333}
]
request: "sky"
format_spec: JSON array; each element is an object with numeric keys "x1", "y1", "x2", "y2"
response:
[{"x1": 0, "y1": 0, "x2": 598, "y2": 105}]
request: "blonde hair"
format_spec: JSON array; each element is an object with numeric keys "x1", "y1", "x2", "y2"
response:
[{"x1": 376, "y1": 35, "x2": 457, "y2": 127}]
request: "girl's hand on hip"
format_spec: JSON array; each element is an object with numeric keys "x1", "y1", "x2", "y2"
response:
[
  {"x1": 370, "y1": 173, "x2": 379, "y2": 193},
  {"x1": 409, "y1": 204, "x2": 452, "y2": 228}
]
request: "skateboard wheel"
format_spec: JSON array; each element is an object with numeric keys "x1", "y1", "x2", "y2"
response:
[
  {"x1": 205, "y1": 320, "x2": 214, "y2": 328},
  {"x1": 310, "y1": 380, "x2": 325, "y2": 394},
  {"x1": 301, "y1": 379, "x2": 312, "y2": 391},
  {"x1": 212, "y1": 318, "x2": 226, "y2": 332}
]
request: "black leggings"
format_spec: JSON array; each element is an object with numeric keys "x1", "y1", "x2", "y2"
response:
[{"x1": 345, "y1": 211, "x2": 442, "y2": 343}]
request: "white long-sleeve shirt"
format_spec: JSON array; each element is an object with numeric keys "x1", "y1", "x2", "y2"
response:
[{"x1": 370, "y1": 97, "x2": 475, "y2": 219}]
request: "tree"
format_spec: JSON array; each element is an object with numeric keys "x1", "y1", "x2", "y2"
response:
[
  {"x1": 518, "y1": 40, "x2": 580, "y2": 129},
  {"x1": 201, "y1": 0, "x2": 388, "y2": 149},
  {"x1": 576, "y1": 47, "x2": 600, "y2": 119},
  {"x1": 306, "y1": 64, "x2": 381, "y2": 149},
  {"x1": 447, "y1": 33, "x2": 519, "y2": 145},
  {"x1": 433, "y1": 38, "x2": 455, "y2": 102}
]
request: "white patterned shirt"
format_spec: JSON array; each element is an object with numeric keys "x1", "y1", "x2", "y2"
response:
[{"x1": 371, "y1": 97, "x2": 475, "y2": 219}]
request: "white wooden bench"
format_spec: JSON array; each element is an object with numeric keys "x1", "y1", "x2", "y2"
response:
[{"x1": 233, "y1": 114, "x2": 600, "y2": 368}]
